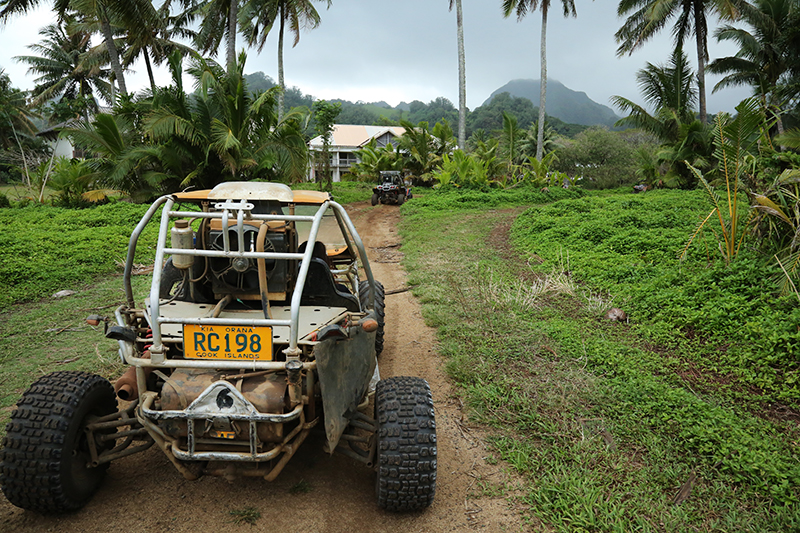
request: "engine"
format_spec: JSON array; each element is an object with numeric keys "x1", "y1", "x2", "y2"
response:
[{"x1": 207, "y1": 224, "x2": 290, "y2": 298}]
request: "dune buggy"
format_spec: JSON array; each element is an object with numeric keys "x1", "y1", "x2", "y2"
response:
[
  {"x1": 1, "y1": 182, "x2": 436, "y2": 514},
  {"x1": 371, "y1": 171, "x2": 412, "y2": 206}
]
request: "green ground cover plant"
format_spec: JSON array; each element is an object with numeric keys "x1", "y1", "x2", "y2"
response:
[
  {"x1": 0, "y1": 201, "x2": 157, "y2": 309},
  {"x1": 510, "y1": 190, "x2": 800, "y2": 406},
  {"x1": 400, "y1": 186, "x2": 798, "y2": 532},
  {"x1": 1, "y1": 183, "x2": 796, "y2": 530},
  {"x1": 402, "y1": 185, "x2": 583, "y2": 213}
]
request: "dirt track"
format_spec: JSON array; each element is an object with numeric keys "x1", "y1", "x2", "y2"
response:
[{"x1": 0, "y1": 202, "x2": 527, "y2": 533}]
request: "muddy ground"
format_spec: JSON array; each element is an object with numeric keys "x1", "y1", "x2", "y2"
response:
[{"x1": 0, "y1": 202, "x2": 529, "y2": 533}]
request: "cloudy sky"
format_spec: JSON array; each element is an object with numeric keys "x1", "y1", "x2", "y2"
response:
[{"x1": 0, "y1": 0, "x2": 751, "y2": 116}]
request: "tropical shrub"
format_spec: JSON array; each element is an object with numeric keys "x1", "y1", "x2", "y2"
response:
[
  {"x1": 348, "y1": 139, "x2": 403, "y2": 182},
  {"x1": 553, "y1": 127, "x2": 644, "y2": 188},
  {"x1": 681, "y1": 99, "x2": 767, "y2": 264},
  {"x1": 62, "y1": 52, "x2": 309, "y2": 202}
]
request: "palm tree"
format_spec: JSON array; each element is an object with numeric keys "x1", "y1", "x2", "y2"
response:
[
  {"x1": 396, "y1": 119, "x2": 453, "y2": 182},
  {"x1": 499, "y1": 111, "x2": 522, "y2": 170},
  {"x1": 0, "y1": 71, "x2": 35, "y2": 144},
  {"x1": 0, "y1": 70, "x2": 38, "y2": 186},
  {"x1": 349, "y1": 139, "x2": 404, "y2": 181},
  {"x1": 194, "y1": 0, "x2": 241, "y2": 75},
  {"x1": 145, "y1": 51, "x2": 309, "y2": 188},
  {"x1": 14, "y1": 15, "x2": 110, "y2": 110},
  {"x1": 616, "y1": 0, "x2": 743, "y2": 124},
  {"x1": 449, "y1": 0, "x2": 467, "y2": 149},
  {"x1": 519, "y1": 120, "x2": 559, "y2": 157},
  {"x1": 708, "y1": 0, "x2": 796, "y2": 134},
  {"x1": 0, "y1": 0, "x2": 157, "y2": 98},
  {"x1": 61, "y1": 52, "x2": 309, "y2": 199},
  {"x1": 239, "y1": 0, "x2": 330, "y2": 122},
  {"x1": 611, "y1": 47, "x2": 698, "y2": 142},
  {"x1": 502, "y1": 0, "x2": 576, "y2": 162},
  {"x1": 121, "y1": 1, "x2": 196, "y2": 92},
  {"x1": 612, "y1": 47, "x2": 711, "y2": 187}
]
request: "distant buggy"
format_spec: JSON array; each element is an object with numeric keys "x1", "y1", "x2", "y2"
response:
[{"x1": 371, "y1": 171, "x2": 412, "y2": 206}]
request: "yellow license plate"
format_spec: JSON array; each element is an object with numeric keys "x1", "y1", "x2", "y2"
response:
[{"x1": 183, "y1": 324, "x2": 273, "y2": 360}]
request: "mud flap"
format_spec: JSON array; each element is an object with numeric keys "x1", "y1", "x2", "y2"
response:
[{"x1": 314, "y1": 326, "x2": 376, "y2": 452}]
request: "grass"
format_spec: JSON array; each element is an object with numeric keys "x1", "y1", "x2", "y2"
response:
[
  {"x1": 0, "y1": 273, "x2": 152, "y2": 419},
  {"x1": 0, "y1": 180, "x2": 368, "y2": 425},
  {"x1": 0, "y1": 182, "x2": 373, "y2": 310},
  {"x1": 510, "y1": 191, "x2": 800, "y2": 407},
  {"x1": 288, "y1": 479, "x2": 313, "y2": 494},
  {"x1": 0, "y1": 183, "x2": 57, "y2": 202},
  {"x1": 0, "y1": 201, "x2": 159, "y2": 309},
  {"x1": 399, "y1": 186, "x2": 799, "y2": 532},
  {"x1": 228, "y1": 507, "x2": 261, "y2": 525}
]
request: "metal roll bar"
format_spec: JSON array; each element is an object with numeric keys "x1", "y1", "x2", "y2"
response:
[{"x1": 119, "y1": 193, "x2": 377, "y2": 366}]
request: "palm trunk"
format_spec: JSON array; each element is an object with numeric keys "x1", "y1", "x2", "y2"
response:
[
  {"x1": 277, "y1": 5, "x2": 285, "y2": 123},
  {"x1": 536, "y1": 5, "x2": 548, "y2": 162},
  {"x1": 144, "y1": 48, "x2": 156, "y2": 93},
  {"x1": 99, "y1": 14, "x2": 127, "y2": 97},
  {"x1": 455, "y1": 0, "x2": 466, "y2": 150},
  {"x1": 694, "y1": 8, "x2": 707, "y2": 124},
  {"x1": 227, "y1": 0, "x2": 239, "y2": 75}
]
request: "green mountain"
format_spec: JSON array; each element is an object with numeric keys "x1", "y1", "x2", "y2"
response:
[{"x1": 484, "y1": 79, "x2": 620, "y2": 127}]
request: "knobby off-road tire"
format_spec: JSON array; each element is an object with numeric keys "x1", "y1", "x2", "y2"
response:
[
  {"x1": 359, "y1": 280, "x2": 385, "y2": 356},
  {"x1": 375, "y1": 376, "x2": 437, "y2": 511},
  {"x1": 1, "y1": 371, "x2": 117, "y2": 514},
  {"x1": 371, "y1": 193, "x2": 379, "y2": 206}
]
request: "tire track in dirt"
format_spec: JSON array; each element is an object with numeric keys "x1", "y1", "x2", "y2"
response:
[{"x1": 0, "y1": 202, "x2": 527, "y2": 533}]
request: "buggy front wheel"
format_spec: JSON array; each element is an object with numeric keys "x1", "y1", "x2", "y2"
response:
[{"x1": 0, "y1": 371, "x2": 117, "y2": 513}]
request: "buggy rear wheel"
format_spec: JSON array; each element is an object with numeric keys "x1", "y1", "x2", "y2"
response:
[
  {"x1": 374, "y1": 376, "x2": 437, "y2": 511},
  {"x1": 0, "y1": 371, "x2": 117, "y2": 514},
  {"x1": 371, "y1": 193, "x2": 379, "y2": 206}
]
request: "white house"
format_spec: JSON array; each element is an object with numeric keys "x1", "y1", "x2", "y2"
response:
[
  {"x1": 308, "y1": 124, "x2": 405, "y2": 182},
  {"x1": 36, "y1": 123, "x2": 79, "y2": 159}
]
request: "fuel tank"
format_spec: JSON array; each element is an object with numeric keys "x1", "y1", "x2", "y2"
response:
[{"x1": 159, "y1": 369, "x2": 289, "y2": 443}]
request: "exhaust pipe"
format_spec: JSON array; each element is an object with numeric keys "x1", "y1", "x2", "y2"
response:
[{"x1": 115, "y1": 350, "x2": 152, "y2": 401}]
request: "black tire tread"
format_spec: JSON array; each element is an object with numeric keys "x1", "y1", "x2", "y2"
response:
[
  {"x1": 359, "y1": 280, "x2": 385, "y2": 356},
  {"x1": 375, "y1": 376, "x2": 437, "y2": 511},
  {"x1": 1, "y1": 371, "x2": 117, "y2": 514},
  {"x1": 371, "y1": 193, "x2": 379, "y2": 206}
]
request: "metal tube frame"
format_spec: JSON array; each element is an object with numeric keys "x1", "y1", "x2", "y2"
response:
[{"x1": 126, "y1": 196, "x2": 374, "y2": 360}]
